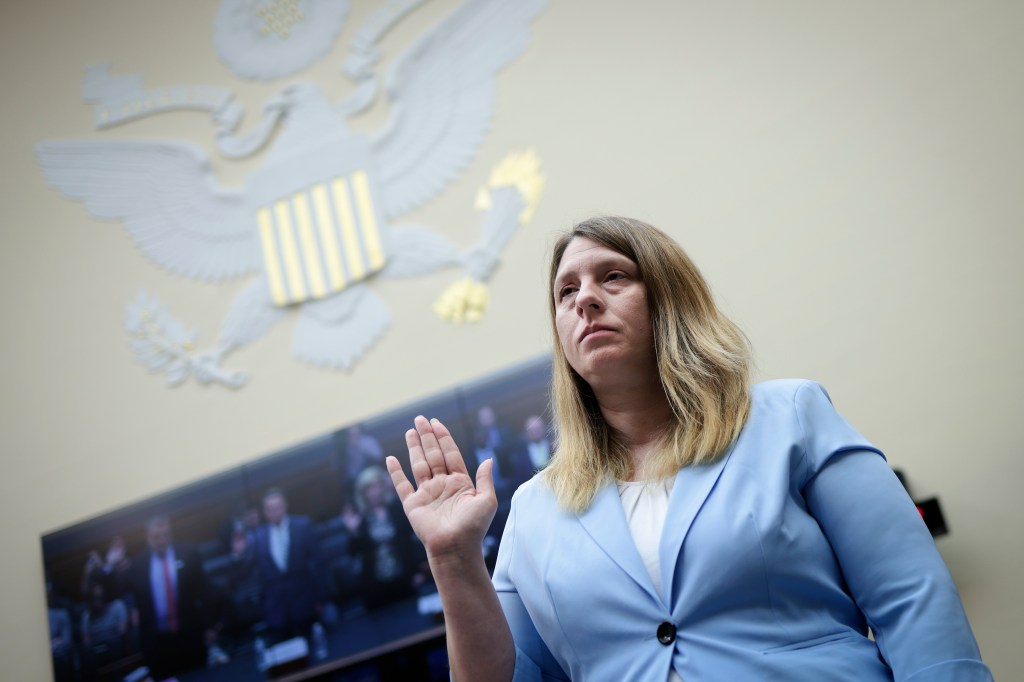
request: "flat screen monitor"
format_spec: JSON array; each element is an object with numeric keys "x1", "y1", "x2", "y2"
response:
[{"x1": 41, "y1": 355, "x2": 553, "y2": 682}]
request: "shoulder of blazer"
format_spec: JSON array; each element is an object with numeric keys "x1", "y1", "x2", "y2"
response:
[
  {"x1": 747, "y1": 378, "x2": 820, "y2": 429},
  {"x1": 752, "y1": 378, "x2": 815, "y2": 404},
  {"x1": 509, "y1": 474, "x2": 564, "y2": 528}
]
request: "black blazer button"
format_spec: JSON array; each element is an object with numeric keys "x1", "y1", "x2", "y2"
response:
[{"x1": 657, "y1": 621, "x2": 676, "y2": 645}]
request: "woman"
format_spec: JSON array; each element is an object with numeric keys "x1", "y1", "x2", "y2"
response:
[
  {"x1": 386, "y1": 216, "x2": 991, "y2": 681},
  {"x1": 344, "y1": 465, "x2": 429, "y2": 609}
]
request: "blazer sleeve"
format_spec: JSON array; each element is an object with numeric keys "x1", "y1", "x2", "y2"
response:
[
  {"x1": 492, "y1": 493, "x2": 570, "y2": 682},
  {"x1": 796, "y1": 381, "x2": 992, "y2": 682}
]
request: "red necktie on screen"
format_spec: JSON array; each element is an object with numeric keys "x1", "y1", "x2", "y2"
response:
[{"x1": 162, "y1": 554, "x2": 178, "y2": 632}]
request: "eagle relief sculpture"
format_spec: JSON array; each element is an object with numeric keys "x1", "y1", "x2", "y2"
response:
[{"x1": 36, "y1": 0, "x2": 548, "y2": 388}]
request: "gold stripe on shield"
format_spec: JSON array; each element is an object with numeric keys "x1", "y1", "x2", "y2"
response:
[
  {"x1": 292, "y1": 191, "x2": 327, "y2": 299},
  {"x1": 351, "y1": 170, "x2": 385, "y2": 269},
  {"x1": 330, "y1": 177, "x2": 365, "y2": 281},
  {"x1": 311, "y1": 183, "x2": 346, "y2": 291},
  {"x1": 257, "y1": 207, "x2": 287, "y2": 306},
  {"x1": 274, "y1": 199, "x2": 307, "y2": 302}
]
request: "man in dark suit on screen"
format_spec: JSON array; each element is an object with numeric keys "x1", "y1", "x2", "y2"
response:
[
  {"x1": 127, "y1": 515, "x2": 212, "y2": 680},
  {"x1": 254, "y1": 488, "x2": 325, "y2": 643}
]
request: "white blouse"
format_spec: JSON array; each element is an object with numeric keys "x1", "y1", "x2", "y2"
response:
[{"x1": 617, "y1": 477, "x2": 684, "y2": 682}]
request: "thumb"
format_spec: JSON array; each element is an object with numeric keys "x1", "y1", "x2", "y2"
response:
[{"x1": 475, "y1": 457, "x2": 496, "y2": 500}]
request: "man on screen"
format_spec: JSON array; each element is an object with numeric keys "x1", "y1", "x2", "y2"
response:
[
  {"x1": 521, "y1": 415, "x2": 553, "y2": 471},
  {"x1": 254, "y1": 488, "x2": 326, "y2": 643},
  {"x1": 127, "y1": 515, "x2": 213, "y2": 680}
]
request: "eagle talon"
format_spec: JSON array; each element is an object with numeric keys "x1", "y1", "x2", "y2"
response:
[{"x1": 433, "y1": 278, "x2": 489, "y2": 324}]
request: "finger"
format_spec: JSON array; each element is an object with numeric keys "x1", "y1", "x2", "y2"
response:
[
  {"x1": 404, "y1": 427, "x2": 432, "y2": 487},
  {"x1": 414, "y1": 415, "x2": 449, "y2": 477},
  {"x1": 475, "y1": 457, "x2": 496, "y2": 500},
  {"x1": 428, "y1": 418, "x2": 470, "y2": 476},
  {"x1": 386, "y1": 455, "x2": 416, "y2": 504}
]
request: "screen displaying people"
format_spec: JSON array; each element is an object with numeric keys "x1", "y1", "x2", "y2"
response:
[{"x1": 41, "y1": 359, "x2": 552, "y2": 681}]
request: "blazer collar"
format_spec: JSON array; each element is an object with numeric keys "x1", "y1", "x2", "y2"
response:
[
  {"x1": 658, "y1": 444, "x2": 735, "y2": 602},
  {"x1": 575, "y1": 444, "x2": 736, "y2": 608},
  {"x1": 576, "y1": 481, "x2": 662, "y2": 606}
]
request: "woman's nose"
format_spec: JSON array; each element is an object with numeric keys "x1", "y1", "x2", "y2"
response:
[{"x1": 575, "y1": 281, "x2": 602, "y2": 313}]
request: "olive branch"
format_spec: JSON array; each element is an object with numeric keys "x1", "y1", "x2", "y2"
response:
[{"x1": 124, "y1": 290, "x2": 246, "y2": 388}]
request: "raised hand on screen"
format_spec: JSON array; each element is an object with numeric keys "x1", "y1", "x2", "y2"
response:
[{"x1": 386, "y1": 416, "x2": 497, "y2": 560}]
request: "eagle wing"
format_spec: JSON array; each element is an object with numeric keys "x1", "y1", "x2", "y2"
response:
[
  {"x1": 370, "y1": 0, "x2": 548, "y2": 220},
  {"x1": 36, "y1": 139, "x2": 260, "y2": 281}
]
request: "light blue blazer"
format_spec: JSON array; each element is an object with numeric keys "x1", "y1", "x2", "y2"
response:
[{"x1": 493, "y1": 380, "x2": 991, "y2": 681}]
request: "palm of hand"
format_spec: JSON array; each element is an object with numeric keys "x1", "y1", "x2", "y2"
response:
[
  {"x1": 387, "y1": 416, "x2": 498, "y2": 558},
  {"x1": 405, "y1": 470, "x2": 496, "y2": 550}
]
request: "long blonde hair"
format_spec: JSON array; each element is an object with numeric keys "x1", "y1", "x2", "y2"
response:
[{"x1": 544, "y1": 216, "x2": 752, "y2": 512}]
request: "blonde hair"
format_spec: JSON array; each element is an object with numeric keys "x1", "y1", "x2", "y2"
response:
[
  {"x1": 354, "y1": 465, "x2": 393, "y2": 512},
  {"x1": 545, "y1": 216, "x2": 752, "y2": 512}
]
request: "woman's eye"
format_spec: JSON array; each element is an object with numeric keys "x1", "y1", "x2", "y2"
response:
[
  {"x1": 558, "y1": 286, "x2": 576, "y2": 300},
  {"x1": 606, "y1": 272, "x2": 625, "y2": 282}
]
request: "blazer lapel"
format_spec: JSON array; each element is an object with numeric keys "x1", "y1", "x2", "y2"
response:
[
  {"x1": 577, "y1": 481, "x2": 662, "y2": 605},
  {"x1": 659, "y1": 443, "x2": 736, "y2": 603},
  {"x1": 285, "y1": 518, "x2": 299, "y2": 571}
]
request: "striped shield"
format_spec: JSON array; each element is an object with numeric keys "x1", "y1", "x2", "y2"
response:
[{"x1": 247, "y1": 134, "x2": 387, "y2": 307}]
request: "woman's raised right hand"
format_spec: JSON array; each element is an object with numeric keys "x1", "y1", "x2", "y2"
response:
[{"x1": 386, "y1": 416, "x2": 498, "y2": 561}]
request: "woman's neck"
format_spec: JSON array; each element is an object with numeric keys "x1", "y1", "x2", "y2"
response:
[{"x1": 592, "y1": 373, "x2": 674, "y2": 480}]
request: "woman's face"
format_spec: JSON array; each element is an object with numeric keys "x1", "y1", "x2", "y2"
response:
[
  {"x1": 552, "y1": 237, "x2": 654, "y2": 385},
  {"x1": 363, "y1": 479, "x2": 386, "y2": 508}
]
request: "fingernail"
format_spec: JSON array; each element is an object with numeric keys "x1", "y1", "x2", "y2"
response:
[{"x1": 430, "y1": 418, "x2": 440, "y2": 424}]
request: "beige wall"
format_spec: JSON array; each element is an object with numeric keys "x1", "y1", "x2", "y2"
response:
[{"x1": 2, "y1": 1, "x2": 1021, "y2": 679}]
